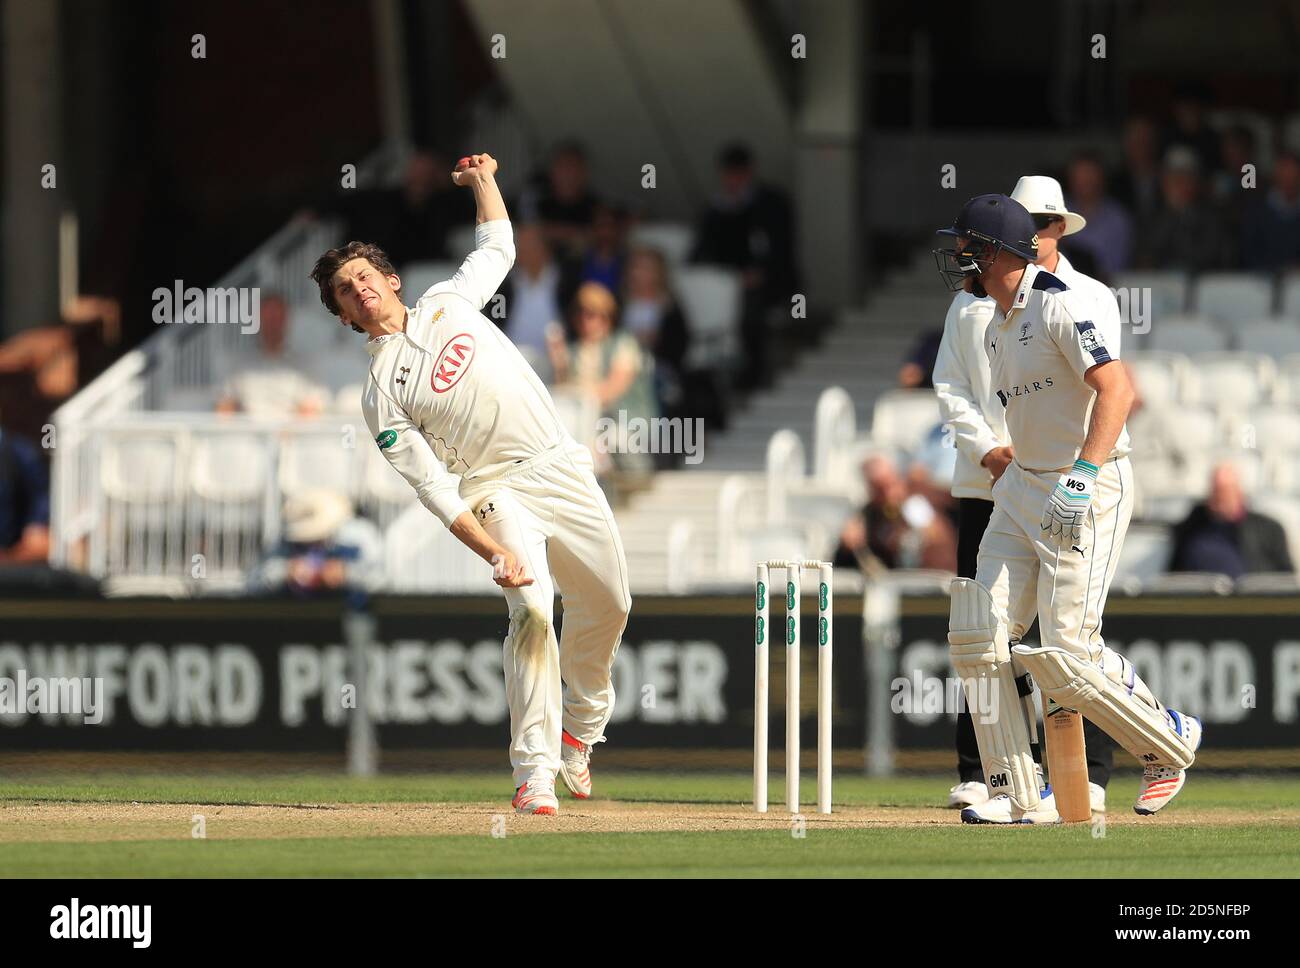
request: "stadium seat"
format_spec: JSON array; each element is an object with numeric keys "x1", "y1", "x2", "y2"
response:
[
  {"x1": 675, "y1": 266, "x2": 742, "y2": 369},
  {"x1": 1113, "y1": 270, "x2": 1188, "y2": 321},
  {"x1": 278, "y1": 429, "x2": 360, "y2": 498},
  {"x1": 1126, "y1": 351, "x2": 1188, "y2": 408},
  {"x1": 333, "y1": 382, "x2": 364, "y2": 415},
  {"x1": 869, "y1": 389, "x2": 941, "y2": 458},
  {"x1": 1278, "y1": 273, "x2": 1300, "y2": 318},
  {"x1": 630, "y1": 222, "x2": 695, "y2": 265},
  {"x1": 1183, "y1": 352, "x2": 1274, "y2": 410},
  {"x1": 1233, "y1": 319, "x2": 1300, "y2": 355},
  {"x1": 1271, "y1": 354, "x2": 1300, "y2": 403},
  {"x1": 1192, "y1": 273, "x2": 1274, "y2": 322},
  {"x1": 550, "y1": 387, "x2": 600, "y2": 454},
  {"x1": 399, "y1": 261, "x2": 459, "y2": 304},
  {"x1": 1268, "y1": 454, "x2": 1300, "y2": 495},
  {"x1": 1224, "y1": 405, "x2": 1300, "y2": 454},
  {"x1": 1153, "y1": 404, "x2": 1222, "y2": 453},
  {"x1": 1146, "y1": 316, "x2": 1228, "y2": 354},
  {"x1": 101, "y1": 432, "x2": 184, "y2": 503},
  {"x1": 1113, "y1": 523, "x2": 1173, "y2": 585},
  {"x1": 360, "y1": 443, "x2": 419, "y2": 529},
  {"x1": 99, "y1": 431, "x2": 187, "y2": 576},
  {"x1": 382, "y1": 502, "x2": 496, "y2": 593},
  {"x1": 190, "y1": 433, "x2": 270, "y2": 503},
  {"x1": 189, "y1": 433, "x2": 273, "y2": 574}
]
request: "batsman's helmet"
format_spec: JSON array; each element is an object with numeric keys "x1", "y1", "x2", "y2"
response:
[{"x1": 933, "y1": 194, "x2": 1039, "y2": 291}]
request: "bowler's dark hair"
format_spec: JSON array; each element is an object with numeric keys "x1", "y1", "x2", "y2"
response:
[{"x1": 310, "y1": 241, "x2": 401, "y2": 333}]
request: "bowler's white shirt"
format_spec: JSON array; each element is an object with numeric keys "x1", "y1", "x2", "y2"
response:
[
  {"x1": 361, "y1": 220, "x2": 572, "y2": 527},
  {"x1": 986, "y1": 260, "x2": 1131, "y2": 472}
]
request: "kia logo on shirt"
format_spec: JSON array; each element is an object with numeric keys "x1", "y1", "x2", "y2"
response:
[{"x1": 432, "y1": 333, "x2": 476, "y2": 393}]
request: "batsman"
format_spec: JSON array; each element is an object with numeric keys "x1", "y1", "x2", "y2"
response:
[{"x1": 933, "y1": 194, "x2": 1202, "y2": 823}]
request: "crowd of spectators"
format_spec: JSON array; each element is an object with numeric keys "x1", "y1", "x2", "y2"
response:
[
  {"x1": 327, "y1": 138, "x2": 800, "y2": 479},
  {"x1": 1055, "y1": 88, "x2": 1300, "y2": 281}
]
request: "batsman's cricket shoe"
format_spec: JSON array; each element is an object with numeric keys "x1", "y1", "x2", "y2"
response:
[
  {"x1": 1134, "y1": 710, "x2": 1202, "y2": 816},
  {"x1": 961, "y1": 788, "x2": 1060, "y2": 825},
  {"x1": 558, "y1": 730, "x2": 593, "y2": 799},
  {"x1": 512, "y1": 774, "x2": 559, "y2": 815},
  {"x1": 948, "y1": 781, "x2": 989, "y2": 808}
]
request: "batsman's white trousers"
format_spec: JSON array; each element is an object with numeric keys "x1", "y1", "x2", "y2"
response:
[
  {"x1": 461, "y1": 441, "x2": 631, "y2": 786},
  {"x1": 976, "y1": 456, "x2": 1168, "y2": 730}
]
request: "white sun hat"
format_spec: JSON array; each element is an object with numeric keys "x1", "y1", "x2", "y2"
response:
[
  {"x1": 283, "y1": 489, "x2": 353, "y2": 544},
  {"x1": 1010, "y1": 175, "x2": 1087, "y2": 236}
]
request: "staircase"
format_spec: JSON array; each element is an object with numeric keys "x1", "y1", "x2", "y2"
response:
[{"x1": 616, "y1": 251, "x2": 954, "y2": 590}]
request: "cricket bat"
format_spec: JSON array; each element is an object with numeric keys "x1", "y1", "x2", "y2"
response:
[{"x1": 1042, "y1": 694, "x2": 1090, "y2": 822}]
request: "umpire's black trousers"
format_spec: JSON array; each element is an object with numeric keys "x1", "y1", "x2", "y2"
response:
[{"x1": 954, "y1": 497, "x2": 1114, "y2": 787}]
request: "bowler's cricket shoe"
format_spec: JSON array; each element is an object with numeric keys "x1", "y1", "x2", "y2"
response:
[
  {"x1": 558, "y1": 730, "x2": 593, "y2": 799},
  {"x1": 1134, "y1": 710, "x2": 1202, "y2": 816},
  {"x1": 1089, "y1": 782, "x2": 1107, "y2": 815},
  {"x1": 512, "y1": 774, "x2": 559, "y2": 815},
  {"x1": 947, "y1": 781, "x2": 988, "y2": 809},
  {"x1": 961, "y1": 789, "x2": 1060, "y2": 825}
]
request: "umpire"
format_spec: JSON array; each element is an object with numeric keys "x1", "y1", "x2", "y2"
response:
[{"x1": 932, "y1": 175, "x2": 1114, "y2": 814}]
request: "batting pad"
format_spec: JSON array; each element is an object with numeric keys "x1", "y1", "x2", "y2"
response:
[
  {"x1": 1012, "y1": 643, "x2": 1195, "y2": 769},
  {"x1": 948, "y1": 579, "x2": 1040, "y2": 811}
]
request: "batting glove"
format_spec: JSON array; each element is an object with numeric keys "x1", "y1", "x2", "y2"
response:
[{"x1": 1041, "y1": 459, "x2": 1098, "y2": 548}]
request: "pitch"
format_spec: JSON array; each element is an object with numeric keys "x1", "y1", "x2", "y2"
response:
[{"x1": 2, "y1": 772, "x2": 1298, "y2": 878}]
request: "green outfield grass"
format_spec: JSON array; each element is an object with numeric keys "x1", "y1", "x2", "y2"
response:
[{"x1": 3, "y1": 772, "x2": 1299, "y2": 878}]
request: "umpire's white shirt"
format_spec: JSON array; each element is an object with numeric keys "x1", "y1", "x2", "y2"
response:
[
  {"x1": 933, "y1": 291, "x2": 1002, "y2": 499},
  {"x1": 361, "y1": 220, "x2": 572, "y2": 527},
  {"x1": 987, "y1": 260, "x2": 1131, "y2": 472}
]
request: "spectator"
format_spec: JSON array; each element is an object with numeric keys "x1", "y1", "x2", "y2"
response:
[
  {"x1": 1169, "y1": 462, "x2": 1294, "y2": 577},
  {"x1": 691, "y1": 142, "x2": 797, "y2": 390},
  {"x1": 1137, "y1": 147, "x2": 1230, "y2": 272},
  {"x1": 1065, "y1": 152, "x2": 1134, "y2": 278},
  {"x1": 1216, "y1": 124, "x2": 1258, "y2": 245},
  {"x1": 834, "y1": 454, "x2": 957, "y2": 572},
  {"x1": 497, "y1": 223, "x2": 578, "y2": 377},
  {"x1": 0, "y1": 424, "x2": 50, "y2": 565},
  {"x1": 580, "y1": 202, "x2": 629, "y2": 293},
  {"x1": 1163, "y1": 83, "x2": 1221, "y2": 177},
  {"x1": 1241, "y1": 151, "x2": 1300, "y2": 272},
  {"x1": 517, "y1": 140, "x2": 600, "y2": 254},
  {"x1": 907, "y1": 422, "x2": 958, "y2": 521},
  {"x1": 216, "y1": 293, "x2": 329, "y2": 417},
  {"x1": 622, "y1": 247, "x2": 691, "y2": 417},
  {"x1": 1111, "y1": 116, "x2": 1163, "y2": 221},
  {"x1": 251, "y1": 490, "x2": 382, "y2": 596},
  {"x1": 549, "y1": 282, "x2": 657, "y2": 474},
  {"x1": 898, "y1": 329, "x2": 943, "y2": 389},
  {"x1": 1214, "y1": 124, "x2": 1257, "y2": 201}
]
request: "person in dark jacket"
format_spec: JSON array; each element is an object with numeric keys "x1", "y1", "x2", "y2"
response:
[
  {"x1": 0, "y1": 425, "x2": 50, "y2": 564},
  {"x1": 1170, "y1": 463, "x2": 1294, "y2": 576},
  {"x1": 690, "y1": 142, "x2": 796, "y2": 389}
]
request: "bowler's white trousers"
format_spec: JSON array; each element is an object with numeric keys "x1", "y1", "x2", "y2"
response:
[
  {"x1": 461, "y1": 441, "x2": 631, "y2": 786},
  {"x1": 976, "y1": 456, "x2": 1167, "y2": 724}
]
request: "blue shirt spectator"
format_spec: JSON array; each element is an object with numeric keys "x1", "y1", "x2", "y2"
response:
[
  {"x1": 0, "y1": 429, "x2": 51, "y2": 562},
  {"x1": 1066, "y1": 153, "x2": 1134, "y2": 278},
  {"x1": 1241, "y1": 152, "x2": 1300, "y2": 272}
]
